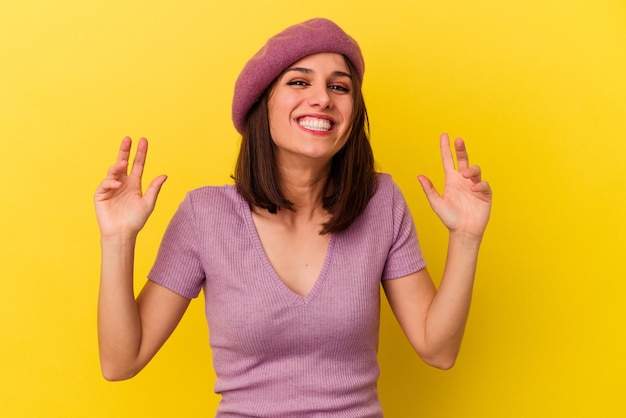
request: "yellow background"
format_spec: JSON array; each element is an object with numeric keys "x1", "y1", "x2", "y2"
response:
[{"x1": 1, "y1": 0, "x2": 625, "y2": 416}]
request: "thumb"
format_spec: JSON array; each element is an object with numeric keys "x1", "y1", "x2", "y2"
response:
[
  {"x1": 144, "y1": 175, "x2": 168, "y2": 209},
  {"x1": 417, "y1": 175, "x2": 440, "y2": 207}
]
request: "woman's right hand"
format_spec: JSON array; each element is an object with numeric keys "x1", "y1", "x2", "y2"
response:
[{"x1": 95, "y1": 137, "x2": 167, "y2": 238}]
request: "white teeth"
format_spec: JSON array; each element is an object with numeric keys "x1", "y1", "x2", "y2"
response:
[{"x1": 299, "y1": 117, "x2": 332, "y2": 131}]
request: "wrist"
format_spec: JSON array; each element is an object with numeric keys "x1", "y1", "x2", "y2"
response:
[
  {"x1": 100, "y1": 231, "x2": 139, "y2": 247},
  {"x1": 448, "y1": 230, "x2": 483, "y2": 249}
]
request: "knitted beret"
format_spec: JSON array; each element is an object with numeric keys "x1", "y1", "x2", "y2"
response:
[{"x1": 232, "y1": 18, "x2": 365, "y2": 134}]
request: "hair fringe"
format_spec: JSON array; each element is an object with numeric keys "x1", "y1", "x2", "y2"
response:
[{"x1": 233, "y1": 58, "x2": 376, "y2": 234}]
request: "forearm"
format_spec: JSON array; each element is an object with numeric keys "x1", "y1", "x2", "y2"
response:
[
  {"x1": 97, "y1": 234, "x2": 143, "y2": 380},
  {"x1": 423, "y1": 231, "x2": 482, "y2": 367}
]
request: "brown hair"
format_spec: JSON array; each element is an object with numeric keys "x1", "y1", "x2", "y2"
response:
[{"x1": 233, "y1": 58, "x2": 377, "y2": 234}]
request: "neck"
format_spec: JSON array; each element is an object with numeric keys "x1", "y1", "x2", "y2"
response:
[
  {"x1": 273, "y1": 152, "x2": 331, "y2": 208},
  {"x1": 280, "y1": 169, "x2": 328, "y2": 212}
]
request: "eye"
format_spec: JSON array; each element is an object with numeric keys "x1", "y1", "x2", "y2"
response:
[
  {"x1": 286, "y1": 80, "x2": 310, "y2": 87},
  {"x1": 329, "y1": 84, "x2": 350, "y2": 94}
]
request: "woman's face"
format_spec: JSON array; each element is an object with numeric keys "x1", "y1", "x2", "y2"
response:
[{"x1": 267, "y1": 52, "x2": 354, "y2": 166}]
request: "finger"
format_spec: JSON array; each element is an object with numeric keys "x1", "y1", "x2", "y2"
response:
[
  {"x1": 143, "y1": 175, "x2": 168, "y2": 208},
  {"x1": 95, "y1": 179, "x2": 122, "y2": 197},
  {"x1": 462, "y1": 165, "x2": 482, "y2": 183},
  {"x1": 130, "y1": 137, "x2": 148, "y2": 178},
  {"x1": 106, "y1": 160, "x2": 129, "y2": 179},
  {"x1": 417, "y1": 175, "x2": 441, "y2": 206},
  {"x1": 455, "y1": 138, "x2": 470, "y2": 172},
  {"x1": 115, "y1": 136, "x2": 132, "y2": 164},
  {"x1": 471, "y1": 180, "x2": 493, "y2": 197},
  {"x1": 439, "y1": 133, "x2": 456, "y2": 172}
]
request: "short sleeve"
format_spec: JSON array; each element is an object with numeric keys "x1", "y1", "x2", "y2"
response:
[
  {"x1": 381, "y1": 180, "x2": 427, "y2": 280},
  {"x1": 148, "y1": 194, "x2": 205, "y2": 298}
]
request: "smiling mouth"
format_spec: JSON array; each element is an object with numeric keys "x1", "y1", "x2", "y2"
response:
[{"x1": 298, "y1": 117, "x2": 333, "y2": 132}]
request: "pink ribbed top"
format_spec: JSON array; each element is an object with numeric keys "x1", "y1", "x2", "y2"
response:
[{"x1": 149, "y1": 173, "x2": 426, "y2": 417}]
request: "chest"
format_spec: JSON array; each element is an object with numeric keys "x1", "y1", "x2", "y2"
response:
[
  {"x1": 203, "y1": 227, "x2": 385, "y2": 358},
  {"x1": 251, "y1": 213, "x2": 330, "y2": 297},
  {"x1": 199, "y1": 201, "x2": 395, "y2": 357}
]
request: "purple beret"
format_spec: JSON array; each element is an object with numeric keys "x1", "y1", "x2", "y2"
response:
[{"x1": 232, "y1": 18, "x2": 365, "y2": 134}]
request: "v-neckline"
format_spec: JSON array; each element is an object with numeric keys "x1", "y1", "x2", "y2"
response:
[{"x1": 242, "y1": 199, "x2": 335, "y2": 305}]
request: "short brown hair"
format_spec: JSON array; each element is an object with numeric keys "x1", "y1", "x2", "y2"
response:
[{"x1": 233, "y1": 58, "x2": 376, "y2": 234}]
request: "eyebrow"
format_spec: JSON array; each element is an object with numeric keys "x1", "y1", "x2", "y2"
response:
[{"x1": 283, "y1": 66, "x2": 352, "y2": 79}]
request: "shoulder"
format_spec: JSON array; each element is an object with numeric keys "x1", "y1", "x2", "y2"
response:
[
  {"x1": 173, "y1": 184, "x2": 247, "y2": 227},
  {"x1": 374, "y1": 172, "x2": 397, "y2": 193},
  {"x1": 369, "y1": 172, "x2": 404, "y2": 206},
  {"x1": 348, "y1": 172, "x2": 406, "y2": 228},
  {"x1": 360, "y1": 172, "x2": 415, "y2": 234},
  {"x1": 184, "y1": 184, "x2": 244, "y2": 210}
]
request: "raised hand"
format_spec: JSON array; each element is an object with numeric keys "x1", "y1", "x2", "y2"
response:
[
  {"x1": 94, "y1": 137, "x2": 167, "y2": 238},
  {"x1": 418, "y1": 133, "x2": 492, "y2": 239}
]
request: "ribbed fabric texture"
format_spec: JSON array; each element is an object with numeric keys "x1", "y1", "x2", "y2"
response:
[{"x1": 149, "y1": 173, "x2": 426, "y2": 417}]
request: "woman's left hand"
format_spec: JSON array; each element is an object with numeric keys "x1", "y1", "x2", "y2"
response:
[{"x1": 418, "y1": 133, "x2": 492, "y2": 239}]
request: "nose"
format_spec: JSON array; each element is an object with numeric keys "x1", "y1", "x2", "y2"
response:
[{"x1": 307, "y1": 83, "x2": 332, "y2": 109}]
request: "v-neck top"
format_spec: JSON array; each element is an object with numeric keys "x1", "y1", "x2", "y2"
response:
[{"x1": 149, "y1": 173, "x2": 426, "y2": 417}]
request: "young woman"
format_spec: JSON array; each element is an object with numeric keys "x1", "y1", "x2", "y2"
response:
[{"x1": 95, "y1": 18, "x2": 492, "y2": 417}]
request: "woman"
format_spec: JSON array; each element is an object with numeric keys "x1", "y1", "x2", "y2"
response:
[{"x1": 95, "y1": 18, "x2": 492, "y2": 417}]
